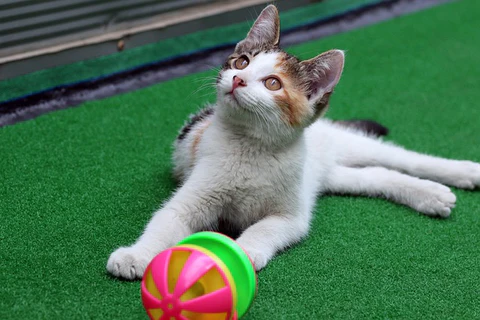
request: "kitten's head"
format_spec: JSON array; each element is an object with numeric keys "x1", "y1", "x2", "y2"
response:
[{"x1": 216, "y1": 5, "x2": 344, "y2": 140}]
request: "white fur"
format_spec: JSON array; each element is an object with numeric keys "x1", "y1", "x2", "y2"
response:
[
  {"x1": 107, "y1": 109, "x2": 480, "y2": 279},
  {"x1": 107, "y1": 13, "x2": 479, "y2": 279}
]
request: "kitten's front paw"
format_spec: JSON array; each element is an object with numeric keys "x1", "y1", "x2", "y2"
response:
[
  {"x1": 413, "y1": 181, "x2": 456, "y2": 218},
  {"x1": 107, "y1": 246, "x2": 154, "y2": 280},
  {"x1": 243, "y1": 247, "x2": 269, "y2": 271},
  {"x1": 450, "y1": 161, "x2": 480, "y2": 189}
]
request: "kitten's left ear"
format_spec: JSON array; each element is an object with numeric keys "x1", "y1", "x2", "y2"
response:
[
  {"x1": 235, "y1": 5, "x2": 280, "y2": 53},
  {"x1": 300, "y1": 49, "x2": 345, "y2": 116}
]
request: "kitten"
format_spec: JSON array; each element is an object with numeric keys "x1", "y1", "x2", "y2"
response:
[{"x1": 107, "y1": 5, "x2": 480, "y2": 279}]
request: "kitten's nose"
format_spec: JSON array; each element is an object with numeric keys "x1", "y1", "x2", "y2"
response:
[{"x1": 231, "y1": 75, "x2": 247, "y2": 92}]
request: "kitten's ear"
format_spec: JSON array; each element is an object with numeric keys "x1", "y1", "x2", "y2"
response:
[
  {"x1": 235, "y1": 5, "x2": 280, "y2": 53},
  {"x1": 300, "y1": 49, "x2": 345, "y2": 116}
]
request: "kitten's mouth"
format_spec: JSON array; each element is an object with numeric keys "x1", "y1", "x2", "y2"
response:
[{"x1": 225, "y1": 91, "x2": 240, "y2": 104}]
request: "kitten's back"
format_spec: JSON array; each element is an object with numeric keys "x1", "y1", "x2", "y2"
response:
[{"x1": 334, "y1": 119, "x2": 389, "y2": 137}]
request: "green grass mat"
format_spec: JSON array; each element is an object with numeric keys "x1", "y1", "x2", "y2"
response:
[
  {"x1": 1, "y1": 0, "x2": 480, "y2": 319},
  {"x1": 0, "y1": 0, "x2": 376, "y2": 102}
]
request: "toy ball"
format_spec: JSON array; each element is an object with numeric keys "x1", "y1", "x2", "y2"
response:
[{"x1": 141, "y1": 232, "x2": 257, "y2": 320}]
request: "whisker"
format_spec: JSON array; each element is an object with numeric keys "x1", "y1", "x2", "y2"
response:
[
  {"x1": 200, "y1": 64, "x2": 222, "y2": 74},
  {"x1": 186, "y1": 80, "x2": 216, "y2": 100},
  {"x1": 243, "y1": 94, "x2": 272, "y2": 132},
  {"x1": 192, "y1": 77, "x2": 217, "y2": 85}
]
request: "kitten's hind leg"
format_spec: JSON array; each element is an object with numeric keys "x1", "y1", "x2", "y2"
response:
[
  {"x1": 324, "y1": 166, "x2": 456, "y2": 217},
  {"x1": 335, "y1": 130, "x2": 480, "y2": 189}
]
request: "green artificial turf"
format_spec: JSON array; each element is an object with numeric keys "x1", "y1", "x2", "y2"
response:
[{"x1": 1, "y1": 0, "x2": 480, "y2": 319}]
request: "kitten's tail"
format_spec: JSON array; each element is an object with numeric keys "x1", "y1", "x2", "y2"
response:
[{"x1": 334, "y1": 119, "x2": 389, "y2": 137}]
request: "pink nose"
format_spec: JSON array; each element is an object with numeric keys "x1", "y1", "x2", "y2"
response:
[{"x1": 231, "y1": 75, "x2": 246, "y2": 92}]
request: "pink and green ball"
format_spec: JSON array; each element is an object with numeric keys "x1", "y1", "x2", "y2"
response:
[{"x1": 141, "y1": 232, "x2": 257, "y2": 320}]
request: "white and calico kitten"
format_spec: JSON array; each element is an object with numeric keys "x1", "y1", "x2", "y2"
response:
[{"x1": 107, "y1": 5, "x2": 480, "y2": 279}]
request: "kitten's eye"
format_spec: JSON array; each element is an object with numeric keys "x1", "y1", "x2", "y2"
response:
[
  {"x1": 234, "y1": 56, "x2": 249, "y2": 70},
  {"x1": 264, "y1": 77, "x2": 282, "y2": 91}
]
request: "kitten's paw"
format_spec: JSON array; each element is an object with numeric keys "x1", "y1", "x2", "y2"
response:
[
  {"x1": 236, "y1": 240, "x2": 270, "y2": 271},
  {"x1": 107, "y1": 246, "x2": 154, "y2": 280},
  {"x1": 449, "y1": 161, "x2": 480, "y2": 189},
  {"x1": 412, "y1": 181, "x2": 456, "y2": 218},
  {"x1": 244, "y1": 248, "x2": 269, "y2": 271}
]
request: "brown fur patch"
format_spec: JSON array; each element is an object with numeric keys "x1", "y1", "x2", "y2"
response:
[
  {"x1": 274, "y1": 85, "x2": 309, "y2": 126},
  {"x1": 274, "y1": 54, "x2": 310, "y2": 126},
  {"x1": 190, "y1": 120, "x2": 211, "y2": 164}
]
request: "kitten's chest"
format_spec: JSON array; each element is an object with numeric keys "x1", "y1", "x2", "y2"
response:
[
  {"x1": 218, "y1": 162, "x2": 285, "y2": 227},
  {"x1": 199, "y1": 123, "x2": 304, "y2": 206},
  {"x1": 217, "y1": 145, "x2": 299, "y2": 188},
  {"x1": 217, "y1": 155, "x2": 300, "y2": 228},
  {"x1": 203, "y1": 127, "x2": 303, "y2": 181},
  {"x1": 212, "y1": 143, "x2": 302, "y2": 208}
]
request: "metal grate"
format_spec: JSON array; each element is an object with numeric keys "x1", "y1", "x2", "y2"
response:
[{"x1": 0, "y1": 0, "x2": 217, "y2": 57}]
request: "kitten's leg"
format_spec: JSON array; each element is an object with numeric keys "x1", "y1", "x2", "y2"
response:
[
  {"x1": 236, "y1": 214, "x2": 310, "y2": 271},
  {"x1": 336, "y1": 131, "x2": 480, "y2": 189},
  {"x1": 324, "y1": 166, "x2": 456, "y2": 217},
  {"x1": 107, "y1": 179, "x2": 222, "y2": 280}
]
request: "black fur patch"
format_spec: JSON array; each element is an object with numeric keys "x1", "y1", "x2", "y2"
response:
[
  {"x1": 177, "y1": 107, "x2": 215, "y2": 141},
  {"x1": 335, "y1": 119, "x2": 389, "y2": 137}
]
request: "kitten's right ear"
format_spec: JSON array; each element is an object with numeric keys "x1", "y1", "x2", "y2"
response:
[{"x1": 235, "y1": 5, "x2": 280, "y2": 53}]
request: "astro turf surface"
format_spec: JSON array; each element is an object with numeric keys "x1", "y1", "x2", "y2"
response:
[{"x1": 1, "y1": 0, "x2": 480, "y2": 319}]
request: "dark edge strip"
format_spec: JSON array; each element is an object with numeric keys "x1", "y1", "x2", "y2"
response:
[{"x1": 0, "y1": 0, "x2": 451, "y2": 127}]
